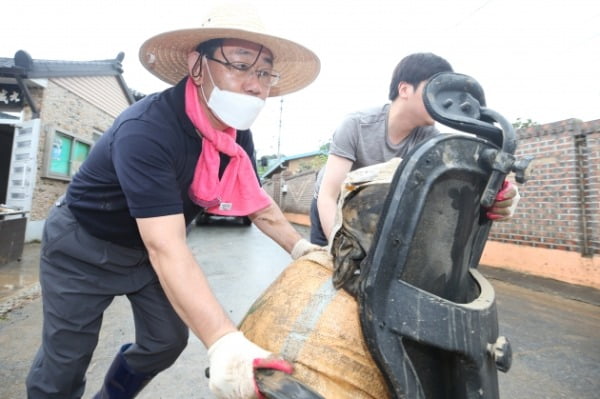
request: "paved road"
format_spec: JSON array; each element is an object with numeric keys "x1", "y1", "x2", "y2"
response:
[{"x1": 1, "y1": 222, "x2": 598, "y2": 398}]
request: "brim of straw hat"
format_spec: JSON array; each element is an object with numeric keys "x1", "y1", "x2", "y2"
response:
[{"x1": 139, "y1": 27, "x2": 320, "y2": 97}]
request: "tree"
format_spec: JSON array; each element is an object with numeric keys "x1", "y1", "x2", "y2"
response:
[
  {"x1": 256, "y1": 154, "x2": 282, "y2": 175},
  {"x1": 297, "y1": 155, "x2": 327, "y2": 173},
  {"x1": 512, "y1": 117, "x2": 538, "y2": 130}
]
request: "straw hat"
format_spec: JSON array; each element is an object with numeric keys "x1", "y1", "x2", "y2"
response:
[{"x1": 139, "y1": 3, "x2": 320, "y2": 97}]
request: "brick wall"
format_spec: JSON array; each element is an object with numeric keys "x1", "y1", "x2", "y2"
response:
[
  {"x1": 266, "y1": 120, "x2": 599, "y2": 257},
  {"x1": 265, "y1": 118, "x2": 599, "y2": 287},
  {"x1": 488, "y1": 119, "x2": 599, "y2": 256},
  {"x1": 582, "y1": 120, "x2": 600, "y2": 254},
  {"x1": 28, "y1": 81, "x2": 116, "y2": 221}
]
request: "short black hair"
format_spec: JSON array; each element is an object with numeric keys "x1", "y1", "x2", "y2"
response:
[
  {"x1": 388, "y1": 53, "x2": 453, "y2": 101},
  {"x1": 191, "y1": 39, "x2": 224, "y2": 78},
  {"x1": 196, "y1": 39, "x2": 224, "y2": 57}
]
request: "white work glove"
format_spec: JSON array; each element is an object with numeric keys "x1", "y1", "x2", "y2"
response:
[
  {"x1": 291, "y1": 238, "x2": 326, "y2": 260},
  {"x1": 486, "y1": 180, "x2": 521, "y2": 222},
  {"x1": 207, "y1": 331, "x2": 293, "y2": 399}
]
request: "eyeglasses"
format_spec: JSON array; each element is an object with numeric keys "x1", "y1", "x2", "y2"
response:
[{"x1": 205, "y1": 56, "x2": 280, "y2": 88}]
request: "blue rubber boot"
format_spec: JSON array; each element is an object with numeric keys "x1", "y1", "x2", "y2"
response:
[{"x1": 93, "y1": 344, "x2": 154, "y2": 399}]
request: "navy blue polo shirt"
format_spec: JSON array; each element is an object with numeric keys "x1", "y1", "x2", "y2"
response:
[{"x1": 66, "y1": 78, "x2": 258, "y2": 248}]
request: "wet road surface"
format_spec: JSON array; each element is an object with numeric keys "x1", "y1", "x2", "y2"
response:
[{"x1": 0, "y1": 222, "x2": 598, "y2": 398}]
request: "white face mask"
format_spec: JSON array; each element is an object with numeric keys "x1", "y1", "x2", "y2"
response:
[{"x1": 201, "y1": 57, "x2": 265, "y2": 130}]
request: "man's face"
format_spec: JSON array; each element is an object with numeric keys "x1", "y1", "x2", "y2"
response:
[
  {"x1": 396, "y1": 80, "x2": 435, "y2": 127},
  {"x1": 410, "y1": 81, "x2": 435, "y2": 126},
  {"x1": 201, "y1": 38, "x2": 276, "y2": 100}
]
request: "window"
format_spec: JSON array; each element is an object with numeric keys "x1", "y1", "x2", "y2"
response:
[{"x1": 42, "y1": 129, "x2": 92, "y2": 181}]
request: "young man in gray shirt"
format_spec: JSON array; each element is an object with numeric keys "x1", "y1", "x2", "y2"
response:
[{"x1": 310, "y1": 53, "x2": 519, "y2": 245}]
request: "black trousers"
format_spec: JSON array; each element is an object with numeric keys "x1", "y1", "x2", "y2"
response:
[
  {"x1": 309, "y1": 197, "x2": 328, "y2": 246},
  {"x1": 26, "y1": 200, "x2": 188, "y2": 399}
]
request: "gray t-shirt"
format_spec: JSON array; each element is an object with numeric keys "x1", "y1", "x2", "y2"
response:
[{"x1": 315, "y1": 103, "x2": 438, "y2": 196}]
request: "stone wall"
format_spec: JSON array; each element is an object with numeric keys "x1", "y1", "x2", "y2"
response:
[{"x1": 28, "y1": 81, "x2": 116, "y2": 221}]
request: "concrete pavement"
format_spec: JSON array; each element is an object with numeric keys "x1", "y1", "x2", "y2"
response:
[
  {"x1": 1, "y1": 222, "x2": 599, "y2": 398},
  {"x1": 1, "y1": 222, "x2": 292, "y2": 399}
]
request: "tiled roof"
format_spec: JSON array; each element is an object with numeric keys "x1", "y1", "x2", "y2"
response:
[
  {"x1": 261, "y1": 150, "x2": 326, "y2": 179},
  {"x1": 0, "y1": 50, "x2": 136, "y2": 109},
  {"x1": 0, "y1": 50, "x2": 125, "y2": 79}
]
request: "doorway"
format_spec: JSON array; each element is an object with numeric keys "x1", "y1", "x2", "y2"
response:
[{"x1": 0, "y1": 124, "x2": 15, "y2": 204}]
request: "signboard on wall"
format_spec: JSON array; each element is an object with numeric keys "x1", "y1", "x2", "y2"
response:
[{"x1": 0, "y1": 84, "x2": 24, "y2": 110}]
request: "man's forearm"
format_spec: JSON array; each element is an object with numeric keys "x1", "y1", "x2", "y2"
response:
[
  {"x1": 147, "y1": 243, "x2": 236, "y2": 348},
  {"x1": 317, "y1": 195, "x2": 338, "y2": 242},
  {"x1": 250, "y1": 200, "x2": 303, "y2": 253}
]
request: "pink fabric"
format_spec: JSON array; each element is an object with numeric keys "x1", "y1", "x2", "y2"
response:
[
  {"x1": 185, "y1": 78, "x2": 271, "y2": 216},
  {"x1": 252, "y1": 357, "x2": 294, "y2": 399}
]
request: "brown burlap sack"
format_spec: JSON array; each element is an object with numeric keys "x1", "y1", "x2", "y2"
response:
[
  {"x1": 330, "y1": 158, "x2": 402, "y2": 296},
  {"x1": 239, "y1": 251, "x2": 390, "y2": 399}
]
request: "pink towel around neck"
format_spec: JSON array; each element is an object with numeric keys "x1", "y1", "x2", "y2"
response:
[{"x1": 185, "y1": 78, "x2": 272, "y2": 216}]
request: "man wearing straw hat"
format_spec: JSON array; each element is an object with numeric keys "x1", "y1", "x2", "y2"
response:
[{"x1": 26, "y1": 4, "x2": 322, "y2": 399}]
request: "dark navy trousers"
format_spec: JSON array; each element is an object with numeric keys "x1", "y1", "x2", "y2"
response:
[
  {"x1": 26, "y1": 199, "x2": 188, "y2": 398},
  {"x1": 309, "y1": 197, "x2": 328, "y2": 246}
]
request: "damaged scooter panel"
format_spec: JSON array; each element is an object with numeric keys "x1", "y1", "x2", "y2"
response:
[{"x1": 358, "y1": 72, "x2": 529, "y2": 399}]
